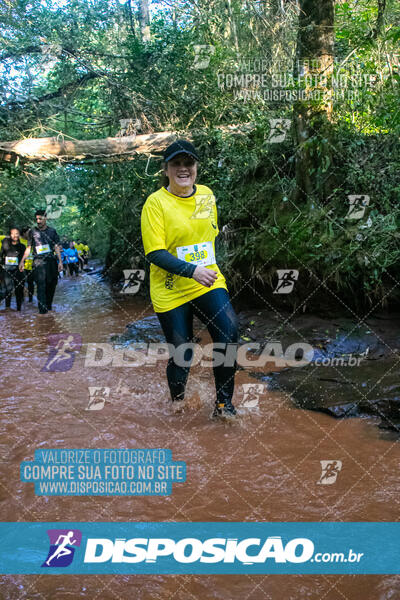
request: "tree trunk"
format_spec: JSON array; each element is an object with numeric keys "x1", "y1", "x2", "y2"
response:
[
  {"x1": 126, "y1": 0, "x2": 137, "y2": 37},
  {"x1": 139, "y1": 0, "x2": 151, "y2": 42},
  {"x1": 225, "y1": 0, "x2": 240, "y2": 55},
  {"x1": 0, "y1": 124, "x2": 255, "y2": 163},
  {"x1": 0, "y1": 132, "x2": 177, "y2": 163},
  {"x1": 371, "y1": 0, "x2": 386, "y2": 39},
  {"x1": 293, "y1": 0, "x2": 335, "y2": 203}
]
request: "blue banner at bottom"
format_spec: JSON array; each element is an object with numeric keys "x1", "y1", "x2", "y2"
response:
[{"x1": 1, "y1": 522, "x2": 399, "y2": 574}]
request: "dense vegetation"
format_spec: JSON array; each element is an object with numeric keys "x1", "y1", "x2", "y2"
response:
[{"x1": 0, "y1": 0, "x2": 399, "y2": 309}]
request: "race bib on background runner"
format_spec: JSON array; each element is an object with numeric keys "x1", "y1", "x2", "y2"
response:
[
  {"x1": 23, "y1": 252, "x2": 34, "y2": 269},
  {"x1": 5, "y1": 256, "x2": 18, "y2": 266},
  {"x1": 36, "y1": 244, "x2": 51, "y2": 255},
  {"x1": 176, "y1": 241, "x2": 215, "y2": 267}
]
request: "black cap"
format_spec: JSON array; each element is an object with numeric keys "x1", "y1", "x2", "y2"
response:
[{"x1": 163, "y1": 139, "x2": 199, "y2": 163}]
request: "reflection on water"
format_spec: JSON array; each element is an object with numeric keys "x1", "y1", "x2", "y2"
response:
[{"x1": 0, "y1": 270, "x2": 399, "y2": 598}]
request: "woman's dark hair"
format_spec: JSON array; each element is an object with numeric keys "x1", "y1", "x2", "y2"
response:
[
  {"x1": 9, "y1": 225, "x2": 21, "y2": 235},
  {"x1": 160, "y1": 161, "x2": 169, "y2": 188}
]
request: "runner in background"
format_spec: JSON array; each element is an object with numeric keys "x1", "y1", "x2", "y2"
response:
[
  {"x1": 1, "y1": 227, "x2": 26, "y2": 311},
  {"x1": 74, "y1": 240, "x2": 85, "y2": 271},
  {"x1": 82, "y1": 242, "x2": 90, "y2": 266},
  {"x1": 65, "y1": 242, "x2": 80, "y2": 276},
  {"x1": 60, "y1": 237, "x2": 70, "y2": 275},
  {"x1": 21, "y1": 227, "x2": 35, "y2": 303},
  {"x1": 60, "y1": 245, "x2": 68, "y2": 276},
  {"x1": 19, "y1": 210, "x2": 62, "y2": 314}
]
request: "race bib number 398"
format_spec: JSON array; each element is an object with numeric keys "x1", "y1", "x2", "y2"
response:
[{"x1": 176, "y1": 241, "x2": 215, "y2": 267}]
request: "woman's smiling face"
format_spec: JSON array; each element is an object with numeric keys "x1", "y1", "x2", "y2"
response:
[{"x1": 165, "y1": 154, "x2": 197, "y2": 191}]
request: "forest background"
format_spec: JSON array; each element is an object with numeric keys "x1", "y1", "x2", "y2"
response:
[{"x1": 0, "y1": 0, "x2": 399, "y2": 310}]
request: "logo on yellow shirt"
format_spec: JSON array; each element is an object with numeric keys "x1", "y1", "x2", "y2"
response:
[{"x1": 190, "y1": 194, "x2": 215, "y2": 219}]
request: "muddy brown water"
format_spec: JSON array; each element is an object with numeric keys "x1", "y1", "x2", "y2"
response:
[{"x1": 1, "y1": 270, "x2": 399, "y2": 599}]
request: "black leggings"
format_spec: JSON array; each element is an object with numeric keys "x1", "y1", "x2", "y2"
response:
[
  {"x1": 3, "y1": 268, "x2": 25, "y2": 310},
  {"x1": 156, "y1": 288, "x2": 239, "y2": 405},
  {"x1": 68, "y1": 263, "x2": 79, "y2": 276}
]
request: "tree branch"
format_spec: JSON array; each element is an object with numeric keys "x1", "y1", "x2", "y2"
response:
[
  {"x1": 1, "y1": 73, "x2": 100, "y2": 111},
  {"x1": 0, "y1": 45, "x2": 42, "y2": 61}
]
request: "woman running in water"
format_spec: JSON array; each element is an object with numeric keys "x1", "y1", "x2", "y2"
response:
[
  {"x1": 141, "y1": 140, "x2": 238, "y2": 419},
  {"x1": 0, "y1": 226, "x2": 26, "y2": 311}
]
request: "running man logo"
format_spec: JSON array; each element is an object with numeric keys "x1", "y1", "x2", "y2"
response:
[
  {"x1": 86, "y1": 387, "x2": 111, "y2": 411},
  {"x1": 45, "y1": 194, "x2": 67, "y2": 219},
  {"x1": 121, "y1": 269, "x2": 145, "y2": 295},
  {"x1": 267, "y1": 119, "x2": 291, "y2": 143},
  {"x1": 42, "y1": 529, "x2": 82, "y2": 568},
  {"x1": 273, "y1": 270, "x2": 299, "y2": 294},
  {"x1": 41, "y1": 334, "x2": 82, "y2": 373},
  {"x1": 86, "y1": 380, "x2": 131, "y2": 410},
  {"x1": 317, "y1": 460, "x2": 342, "y2": 485},
  {"x1": 190, "y1": 194, "x2": 215, "y2": 219},
  {"x1": 193, "y1": 45, "x2": 215, "y2": 70},
  {"x1": 241, "y1": 383, "x2": 266, "y2": 408},
  {"x1": 345, "y1": 195, "x2": 370, "y2": 220}
]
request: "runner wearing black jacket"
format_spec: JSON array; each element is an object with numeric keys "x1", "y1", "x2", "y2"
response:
[
  {"x1": 1, "y1": 227, "x2": 26, "y2": 311},
  {"x1": 19, "y1": 210, "x2": 63, "y2": 314}
]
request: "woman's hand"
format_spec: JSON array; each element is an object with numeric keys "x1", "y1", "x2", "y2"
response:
[{"x1": 192, "y1": 266, "x2": 218, "y2": 287}]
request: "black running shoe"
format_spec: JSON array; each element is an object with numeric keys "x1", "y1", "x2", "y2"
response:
[{"x1": 212, "y1": 401, "x2": 237, "y2": 419}]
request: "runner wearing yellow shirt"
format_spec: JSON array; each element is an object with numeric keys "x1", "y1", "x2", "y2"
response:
[
  {"x1": 141, "y1": 139, "x2": 239, "y2": 419},
  {"x1": 21, "y1": 228, "x2": 35, "y2": 302},
  {"x1": 74, "y1": 240, "x2": 85, "y2": 271},
  {"x1": 82, "y1": 242, "x2": 90, "y2": 266}
]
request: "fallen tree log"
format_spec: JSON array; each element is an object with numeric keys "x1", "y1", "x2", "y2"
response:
[
  {"x1": 0, "y1": 131, "x2": 180, "y2": 163},
  {"x1": 0, "y1": 124, "x2": 255, "y2": 164}
]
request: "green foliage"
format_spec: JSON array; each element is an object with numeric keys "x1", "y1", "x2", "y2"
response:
[
  {"x1": 0, "y1": 0, "x2": 399, "y2": 305},
  {"x1": 191, "y1": 124, "x2": 400, "y2": 307}
]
